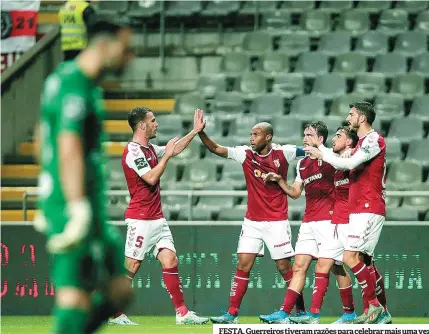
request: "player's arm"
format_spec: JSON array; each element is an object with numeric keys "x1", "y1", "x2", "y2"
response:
[
  {"x1": 278, "y1": 178, "x2": 304, "y2": 199},
  {"x1": 280, "y1": 144, "x2": 305, "y2": 162},
  {"x1": 198, "y1": 130, "x2": 228, "y2": 158}
]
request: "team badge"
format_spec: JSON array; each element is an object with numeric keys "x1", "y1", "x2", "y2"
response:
[{"x1": 274, "y1": 159, "x2": 280, "y2": 168}]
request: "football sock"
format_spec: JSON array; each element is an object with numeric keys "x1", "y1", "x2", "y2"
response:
[
  {"x1": 54, "y1": 307, "x2": 88, "y2": 334},
  {"x1": 280, "y1": 288, "x2": 301, "y2": 314},
  {"x1": 228, "y1": 269, "x2": 250, "y2": 316},
  {"x1": 283, "y1": 270, "x2": 306, "y2": 313},
  {"x1": 162, "y1": 266, "x2": 188, "y2": 316},
  {"x1": 339, "y1": 285, "x2": 355, "y2": 314},
  {"x1": 310, "y1": 272, "x2": 329, "y2": 314},
  {"x1": 351, "y1": 262, "x2": 380, "y2": 308},
  {"x1": 374, "y1": 264, "x2": 388, "y2": 311}
]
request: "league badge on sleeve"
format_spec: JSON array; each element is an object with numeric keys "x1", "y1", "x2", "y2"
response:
[{"x1": 134, "y1": 157, "x2": 148, "y2": 170}]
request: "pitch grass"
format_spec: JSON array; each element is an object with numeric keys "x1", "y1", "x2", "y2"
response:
[{"x1": 1, "y1": 316, "x2": 428, "y2": 334}]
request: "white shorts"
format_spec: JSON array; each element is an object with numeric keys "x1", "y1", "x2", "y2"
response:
[
  {"x1": 346, "y1": 213, "x2": 385, "y2": 256},
  {"x1": 294, "y1": 220, "x2": 345, "y2": 263},
  {"x1": 124, "y1": 218, "x2": 176, "y2": 261},
  {"x1": 237, "y1": 218, "x2": 294, "y2": 260}
]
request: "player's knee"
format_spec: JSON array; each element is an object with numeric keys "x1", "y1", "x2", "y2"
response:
[
  {"x1": 236, "y1": 262, "x2": 252, "y2": 273},
  {"x1": 292, "y1": 261, "x2": 307, "y2": 276},
  {"x1": 160, "y1": 254, "x2": 178, "y2": 269},
  {"x1": 275, "y1": 259, "x2": 292, "y2": 274},
  {"x1": 343, "y1": 251, "x2": 359, "y2": 266},
  {"x1": 315, "y1": 261, "x2": 331, "y2": 274},
  {"x1": 125, "y1": 257, "x2": 141, "y2": 273}
]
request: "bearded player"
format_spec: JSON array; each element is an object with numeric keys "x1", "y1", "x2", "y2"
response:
[
  {"x1": 198, "y1": 112, "x2": 306, "y2": 324},
  {"x1": 304, "y1": 102, "x2": 388, "y2": 324},
  {"x1": 259, "y1": 122, "x2": 355, "y2": 324}
]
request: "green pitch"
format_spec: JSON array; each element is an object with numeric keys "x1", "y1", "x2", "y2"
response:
[{"x1": 1, "y1": 316, "x2": 428, "y2": 334}]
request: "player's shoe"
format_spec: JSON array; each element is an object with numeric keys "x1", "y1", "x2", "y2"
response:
[
  {"x1": 210, "y1": 312, "x2": 238, "y2": 324},
  {"x1": 259, "y1": 310, "x2": 290, "y2": 324},
  {"x1": 376, "y1": 311, "x2": 392, "y2": 324},
  {"x1": 332, "y1": 311, "x2": 357, "y2": 324},
  {"x1": 176, "y1": 310, "x2": 209, "y2": 325},
  {"x1": 108, "y1": 314, "x2": 138, "y2": 325},
  {"x1": 352, "y1": 304, "x2": 384, "y2": 324},
  {"x1": 289, "y1": 312, "x2": 320, "y2": 324}
]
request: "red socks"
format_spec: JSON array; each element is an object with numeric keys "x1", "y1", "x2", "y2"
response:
[
  {"x1": 282, "y1": 270, "x2": 306, "y2": 313},
  {"x1": 339, "y1": 285, "x2": 355, "y2": 314},
  {"x1": 309, "y1": 272, "x2": 329, "y2": 314},
  {"x1": 163, "y1": 266, "x2": 188, "y2": 316},
  {"x1": 351, "y1": 262, "x2": 380, "y2": 309},
  {"x1": 228, "y1": 269, "x2": 250, "y2": 316},
  {"x1": 374, "y1": 264, "x2": 388, "y2": 311},
  {"x1": 280, "y1": 289, "x2": 302, "y2": 314}
]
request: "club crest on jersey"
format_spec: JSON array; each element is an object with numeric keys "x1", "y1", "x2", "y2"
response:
[{"x1": 274, "y1": 159, "x2": 280, "y2": 168}]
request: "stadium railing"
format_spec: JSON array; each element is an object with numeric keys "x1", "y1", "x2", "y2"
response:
[{"x1": 22, "y1": 189, "x2": 429, "y2": 222}]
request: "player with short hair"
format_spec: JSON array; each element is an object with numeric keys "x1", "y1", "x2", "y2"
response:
[
  {"x1": 35, "y1": 20, "x2": 135, "y2": 333},
  {"x1": 283, "y1": 126, "x2": 359, "y2": 324},
  {"x1": 304, "y1": 102, "x2": 388, "y2": 324},
  {"x1": 259, "y1": 121, "x2": 355, "y2": 324},
  {"x1": 111, "y1": 107, "x2": 209, "y2": 325},
  {"x1": 198, "y1": 114, "x2": 306, "y2": 324}
]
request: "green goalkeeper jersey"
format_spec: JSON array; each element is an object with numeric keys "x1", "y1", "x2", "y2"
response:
[{"x1": 38, "y1": 60, "x2": 107, "y2": 237}]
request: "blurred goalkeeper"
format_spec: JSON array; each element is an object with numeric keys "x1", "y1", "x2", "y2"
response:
[{"x1": 35, "y1": 20, "x2": 135, "y2": 333}]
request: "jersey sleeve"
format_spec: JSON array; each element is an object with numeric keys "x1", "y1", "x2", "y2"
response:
[
  {"x1": 57, "y1": 85, "x2": 89, "y2": 134},
  {"x1": 152, "y1": 144, "x2": 166, "y2": 159},
  {"x1": 227, "y1": 146, "x2": 247, "y2": 164},
  {"x1": 281, "y1": 144, "x2": 305, "y2": 163},
  {"x1": 295, "y1": 159, "x2": 303, "y2": 183},
  {"x1": 125, "y1": 146, "x2": 151, "y2": 177}
]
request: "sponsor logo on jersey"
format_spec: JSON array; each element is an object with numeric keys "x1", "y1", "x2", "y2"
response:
[
  {"x1": 134, "y1": 157, "x2": 148, "y2": 170},
  {"x1": 254, "y1": 169, "x2": 267, "y2": 179},
  {"x1": 335, "y1": 178, "x2": 349, "y2": 187},
  {"x1": 303, "y1": 173, "x2": 322, "y2": 185},
  {"x1": 274, "y1": 159, "x2": 280, "y2": 168}
]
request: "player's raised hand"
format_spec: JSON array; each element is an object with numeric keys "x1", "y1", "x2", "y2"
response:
[
  {"x1": 165, "y1": 136, "x2": 180, "y2": 157},
  {"x1": 263, "y1": 172, "x2": 281, "y2": 183},
  {"x1": 47, "y1": 198, "x2": 92, "y2": 253},
  {"x1": 193, "y1": 108, "x2": 206, "y2": 133},
  {"x1": 303, "y1": 146, "x2": 323, "y2": 160}
]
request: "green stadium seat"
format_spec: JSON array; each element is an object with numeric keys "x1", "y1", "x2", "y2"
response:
[
  {"x1": 312, "y1": 74, "x2": 346, "y2": 100},
  {"x1": 377, "y1": 9, "x2": 409, "y2": 36},
  {"x1": 249, "y1": 93, "x2": 285, "y2": 118},
  {"x1": 387, "y1": 161, "x2": 423, "y2": 190},
  {"x1": 397, "y1": 1, "x2": 428, "y2": 14},
  {"x1": 240, "y1": 1, "x2": 278, "y2": 15},
  {"x1": 278, "y1": 33, "x2": 310, "y2": 56},
  {"x1": 330, "y1": 94, "x2": 369, "y2": 118},
  {"x1": 161, "y1": 182, "x2": 195, "y2": 213},
  {"x1": 290, "y1": 95, "x2": 325, "y2": 120},
  {"x1": 235, "y1": 72, "x2": 267, "y2": 100},
  {"x1": 294, "y1": 52, "x2": 329, "y2": 78},
  {"x1": 272, "y1": 73, "x2": 304, "y2": 98},
  {"x1": 391, "y1": 73, "x2": 425, "y2": 99},
  {"x1": 218, "y1": 206, "x2": 247, "y2": 221},
  {"x1": 415, "y1": 10, "x2": 429, "y2": 33},
  {"x1": 256, "y1": 52, "x2": 289, "y2": 78},
  {"x1": 402, "y1": 182, "x2": 429, "y2": 213},
  {"x1": 384, "y1": 137, "x2": 403, "y2": 164},
  {"x1": 319, "y1": 0, "x2": 353, "y2": 13},
  {"x1": 386, "y1": 207, "x2": 419, "y2": 221},
  {"x1": 221, "y1": 52, "x2": 250, "y2": 78},
  {"x1": 221, "y1": 159, "x2": 246, "y2": 190},
  {"x1": 196, "y1": 182, "x2": 235, "y2": 213},
  {"x1": 388, "y1": 117, "x2": 423, "y2": 143},
  {"x1": 201, "y1": 0, "x2": 239, "y2": 16},
  {"x1": 374, "y1": 93, "x2": 404, "y2": 120},
  {"x1": 272, "y1": 116, "x2": 303, "y2": 143},
  {"x1": 353, "y1": 73, "x2": 386, "y2": 98},
  {"x1": 406, "y1": 139, "x2": 429, "y2": 167},
  {"x1": 182, "y1": 160, "x2": 217, "y2": 188},
  {"x1": 242, "y1": 31, "x2": 272, "y2": 56},
  {"x1": 355, "y1": 31, "x2": 389, "y2": 56},
  {"x1": 332, "y1": 53, "x2": 367, "y2": 77},
  {"x1": 357, "y1": 0, "x2": 391, "y2": 13},
  {"x1": 261, "y1": 12, "x2": 292, "y2": 35},
  {"x1": 201, "y1": 56, "x2": 222, "y2": 74},
  {"x1": 337, "y1": 9, "x2": 370, "y2": 36},
  {"x1": 373, "y1": 54, "x2": 407, "y2": 77},
  {"x1": 165, "y1": 1, "x2": 201, "y2": 16},
  {"x1": 410, "y1": 53, "x2": 429, "y2": 77},
  {"x1": 174, "y1": 91, "x2": 206, "y2": 117},
  {"x1": 393, "y1": 32, "x2": 427, "y2": 57},
  {"x1": 299, "y1": 10, "x2": 331, "y2": 37},
  {"x1": 317, "y1": 31, "x2": 351, "y2": 56},
  {"x1": 409, "y1": 95, "x2": 429, "y2": 121},
  {"x1": 279, "y1": 1, "x2": 314, "y2": 13},
  {"x1": 177, "y1": 207, "x2": 212, "y2": 221},
  {"x1": 196, "y1": 74, "x2": 226, "y2": 99},
  {"x1": 211, "y1": 92, "x2": 245, "y2": 120}
]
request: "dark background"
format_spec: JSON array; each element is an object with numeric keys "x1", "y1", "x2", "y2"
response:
[{"x1": 1, "y1": 225, "x2": 428, "y2": 317}]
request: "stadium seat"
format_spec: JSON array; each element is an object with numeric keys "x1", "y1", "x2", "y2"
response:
[
  {"x1": 353, "y1": 73, "x2": 386, "y2": 98},
  {"x1": 230, "y1": 114, "x2": 258, "y2": 144},
  {"x1": 249, "y1": 93, "x2": 285, "y2": 118},
  {"x1": 174, "y1": 91, "x2": 206, "y2": 117},
  {"x1": 337, "y1": 10, "x2": 370, "y2": 36},
  {"x1": 355, "y1": 31, "x2": 389, "y2": 56},
  {"x1": 256, "y1": 52, "x2": 289, "y2": 78},
  {"x1": 373, "y1": 93, "x2": 404, "y2": 120},
  {"x1": 165, "y1": 1, "x2": 201, "y2": 16},
  {"x1": 98, "y1": 0, "x2": 129, "y2": 15},
  {"x1": 384, "y1": 137, "x2": 403, "y2": 164},
  {"x1": 388, "y1": 117, "x2": 423, "y2": 143},
  {"x1": 406, "y1": 139, "x2": 429, "y2": 167},
  {"x1": 160, "y1": 163, "x2": 178, "y2": 184},
  {"x1": 196, "y1": 74, "x2": 226, "y2": 99},
  {"x1": 277, "y1": 33, "x2": 310, "y2": 56},
  {"x1": 387, "y1": 161, "x2": 423, "y2": 189},
  {"x1": 108, "y1": 203, "x2": 126, "y2": 221},
  {"x1": 242, "y1": 31, "x2": 272, "y2": 56},
  {"x1": 162, "y1": 182, "x2": 195, "y2": 213},
  {"x1": 317, "y1": 31, "x2": 351, "y2": 56},
  {"x1": 332, "y1": 53, "x2": 367, "y2": 77},
  {"x1": 177, "y1": 207, "x2": 212, "y2": 221},
  {"x1": 402, "y1": 182, "x2": 429, "y2": 213},
  {"x1": 385, "y1": 183, "x2": 401, "y2": 209},
  {"x1": 221, "y1": 159, "x2": 246, "y2": 189},
  {"x1": 211, "y1": 92, "x2": 245, "y2": 120},
  {"x1": 128, "y1": 0, "x2": 161, "y2": 17},
  {"x1": 393, "y1": 32, "x2": 427, "y2": 56},
  {"x1": 261, "y1": 12, "x2": 292, "y2": 35},
  {"x1": 319, "y1": 0, "x2": 353, "y2": 13},
  {"x1": 182, "y1": 159, "x2": 217, "y2": 188},
  {"x1": 294, "y1": 52, "x2": 329, "y2": 78},
  {"x1": 201, "y1": 0, "x2": 239, "y2": 16},
  {"x1": 289, "y1": 196, "x2": 306, "y2": 220},
  {"x1": 299, "y1": 10, "x2": 331, "y2": 37},
  {"x1": 386, "y1": 207, "x2": 419, "y2": 221},
  {"x1": 203, "y1": 115, "x2": 223, "y2": 140},
  {"x1": 391, "y1": 73, "x2": 425, "y2": 99},
  {"x1": 377, "y1": 9, "x2": 409, "y2": 36},
  {"x1": 221, "y1": 52, "x2": 250, "y2": 78},
  {"x1": 184, "y1": 32, "x2": 220, "y2": 56},
  {"x1": 290, "y1": 95, "x2": 325, "y2": 120},
  {"x1": 357, "y1": 0, "x2": 391, "y2": 13},
  {"x1": 279, "y1": 1, "x2": 314, "y2": 13},
  {"x1": 196, "y1": 182, "x2": 235, "y2": 213},
  {"x1": 218, "y1": 206, "x2": 247, "y2": 221},
  {"x1": 272, "y1": 116, "x2": 303, "y2": 143},
  {"x1": 373, "y1": 54, "x2": 407, "y2": 77},
  {"x1": 170, "y1": 140, "x2": 201, "y2": 166},
  {"x1": 240, "y1": 1, "x2": 278, "y2": 15},
  {"x1": 108, "y1": 158, "x2": 127, "y2": 189},
  {"x1": 311, "y1": 74, "x2": 346, "y2": 100},
  {"x1": 415, "y1": 10, "x2": 429, "y2": 33},
  {"x1": 409, "y1": 95, "x2": 429, "y2": 121},
  {"x1": 397, "y1": 1, "x2": 428, "y2": 14},
  {"x1": 330, "y1": 94, "x2": 369, "y2": 118},
  {"x1": 235, "y1": 71, "x2": 267, "y2": 100},
  {"x1": 272, "y1": 73, "x2": 304, "y2": 98},
  {"x1": 410, "y1": 53, "x2": 429, "y2": 77},
  {"x1": 201, "y1": 56, "x2": 222, "y2": 74},
  {"x1": 154, "y1": 115, "x2": 185, "y2": 143},
  {"x1": 321, "y1": 116, "x2": 349, "y2": 138}
]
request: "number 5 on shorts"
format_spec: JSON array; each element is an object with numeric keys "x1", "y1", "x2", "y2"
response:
[{"x1": 135, "y1": 236, "x2": 144, "y2": 248}]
